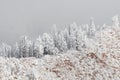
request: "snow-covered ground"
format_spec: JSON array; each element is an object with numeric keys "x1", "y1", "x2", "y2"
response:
[{"x1": 0, "y1": 50, "x2": 119, "y2": 80}]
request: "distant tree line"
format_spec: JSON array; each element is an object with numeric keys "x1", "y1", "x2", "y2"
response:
[{"x1": 0, "y1": 15, "x2": 119, "y2": 58}]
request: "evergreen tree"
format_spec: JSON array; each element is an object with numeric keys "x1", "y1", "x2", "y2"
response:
[
  {"x1": 62, "y1": 27, "x2": 69, "y2": 49},
  {"x1": 12, "y1": 42, "x2": 19, "y2": 58},
  {"x1": 88, "y1": 18, "x2": 96, "y2": 38},
  {"x1": 0, "y1": 43, "x2": 11, "y2": 57},
  {"x1": 112, "y1": 15, "x2": 119, "y2": 27},
  {"x1": 33, "y1": 36, "x2": 43, "y2": 58},
  {"x1": 68, "y1": 22, "x2": 78, "y2": 49},
  {"x1": 57, "y1": 31, "x2": 67, "y2": 52},
  {"x1": 52, "y1": 24, "x2": 59, "y2": 47},
  {"x1": 76, "y1": 26, "x2": 83, "y2": 51},
  {"x1": 42, "y1": 33, "x2": 58, "y2": 55},
  {"x1": 18, "y1": 36, "x2": 32, "y2": 58}
]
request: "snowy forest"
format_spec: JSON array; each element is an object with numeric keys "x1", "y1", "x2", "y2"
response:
[
  {"x1": 0, "y1": 15, "x2": 119, "y2": 58},
  {"x1": 0, "y1": 15, "x2": 120, "y2": 80}
]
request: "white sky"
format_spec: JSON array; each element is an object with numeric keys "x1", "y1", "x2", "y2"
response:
[{"x1": 0, "y1": 0, "x2": 120, "y2": 44}]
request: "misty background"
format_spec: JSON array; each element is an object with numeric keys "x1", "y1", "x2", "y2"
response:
[{"x1": 0, "y1": 0, "x2": 120, "y2": 44}]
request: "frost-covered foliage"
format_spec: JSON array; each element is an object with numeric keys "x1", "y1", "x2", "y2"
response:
[
  {"x1": 18, "y1": 36, "x2": 33, "y2": 58},
  {"x1": 33, "y1": 36, "x2": 43, "y2": 58},
  {"x1": 0, "y1": 15, "x2": 120, "y2": 58},
  {"x1": 0, "y1": 51, "x2": 119, "y2": 80}
]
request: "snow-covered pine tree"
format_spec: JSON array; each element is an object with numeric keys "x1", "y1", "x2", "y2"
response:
[
  {"x1": 33, "y1": 36, "x2": 43, "y2": 58},
  {"x1": 42, "y1": 33, "x2": 58, "y2": 55},
  {"x1": 57, "y1": 31, "x2": 67, "y2": 52},
  {"x1": 87, "y1": 18, "x2": 96, "y2": 38},
  {"x1": 76, "y1": 26, "x2": 83, "y2": 51},
  {"x1": 18, "y1": 36, "x2": 32, "y2": 58},
  {"x1": 0, "y1": 43, "x2": 11, "y2": 57},
  {"x1": 62, "y1": 27, "x2": 69, "y2": 49},
  {"x1": 68, "y1": 22, "x2": 78, "y2": 50},
  {"x1": 81, "y1": 24, "x2": 89, "y2": 34},
  {"x1": 112, "y1": 15, "x2": 119, "y2": 28},
  {"x1": 29, "y1": 41, "x2": 33, "y2": 57},
  {"x1": 52, "y1": 24, "x2": 59, "y2": 48},
  {"x1": 12, "y1": 42, "x2": 19, "y2": 58}
]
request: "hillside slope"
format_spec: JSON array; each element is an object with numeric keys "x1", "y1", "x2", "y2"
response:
[{"x1": 0, "y1": 50, "x2": 119, "y2": 80}]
